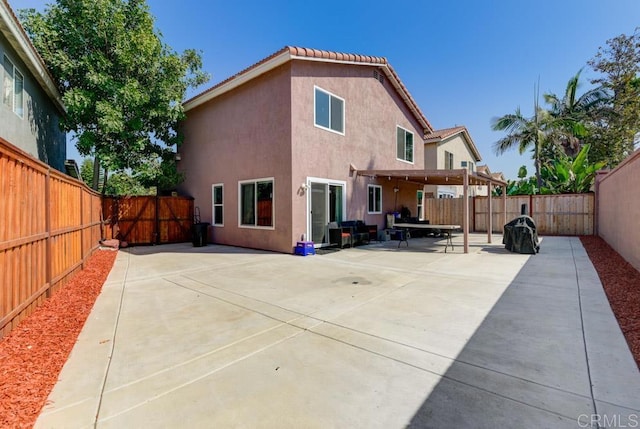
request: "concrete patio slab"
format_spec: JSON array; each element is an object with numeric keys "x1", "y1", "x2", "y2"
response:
[{"x1": 35, "y1": 235, "x2": 640, "y2": 428}]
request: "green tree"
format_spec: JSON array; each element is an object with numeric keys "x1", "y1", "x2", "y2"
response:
[
  {"x1": 543, "y1": 69, "x2": 610, "y2": 159},
  {"x1": 79, "y1": 158, "x2": 94, "y2": 184},
  {"x1": 502, "y1": 165, "x2": 538, "y2": 195},
  {"x1": 540, "y1": 144, "x2": 606, "y2": 194},
  {"x1": 20, "y1": 0, "x2": 209, "y2": 190},
  {"x1": 587, "y1": 30, "x2": 640, "y2": 167},
  {"x1": 103, "y1": 171, "x2": 153, "y2": 195},
  {"x1": 492, "y1": 89, "x2": 550, "y2": 190}
]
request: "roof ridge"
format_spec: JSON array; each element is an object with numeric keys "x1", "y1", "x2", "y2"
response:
[
  {"x1": 286, "y1": 46, "x2": 388, "y2": 65},
  {"x1": 184, "y1": 45, "x2": 433, "y2": 133}
]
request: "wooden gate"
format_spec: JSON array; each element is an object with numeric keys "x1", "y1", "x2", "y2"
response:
[{"x1": 103, "y1": 196, "x2": 195, "y2": 245}]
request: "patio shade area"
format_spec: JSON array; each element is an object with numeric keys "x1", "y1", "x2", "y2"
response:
[{"x1": 355, "y1": 168, "x2": 509, "y2": 252}]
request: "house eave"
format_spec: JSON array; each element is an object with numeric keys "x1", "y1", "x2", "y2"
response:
[
  {"x1": 0, "y1": 0, "x2": 65, "y2": 114},
  {"x1": 184, "y1": 50, "x2": 291, "y2": 112},
  {"x1": 425, "y1": 127, "x2": 482, "y2": 162},
  {"x1": 183, "y1": 46, "x2": 434, "y2": 134}
]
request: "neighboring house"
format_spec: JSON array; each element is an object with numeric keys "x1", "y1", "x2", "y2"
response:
[
  {"x1": 0, "y1": 0, "x2": 65, "y2": 171},
  {"x1": 475, "y1": 165, "x2": 506, "y2": 196},
  {"x1": 423, "y1": 126, "x2": 481, "y2": 198},
  {"x1": 179, "y1": 46, "x2": 435, "y2": 253}
]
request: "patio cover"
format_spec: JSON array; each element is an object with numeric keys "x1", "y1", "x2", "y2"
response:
[{"x1": 355, "y1": 168, "x2": 508, "y2": 253}]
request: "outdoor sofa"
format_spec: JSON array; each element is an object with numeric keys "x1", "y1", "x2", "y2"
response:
[{"x1": 328, "y1": 220, "x2": 377, "y2": 248}]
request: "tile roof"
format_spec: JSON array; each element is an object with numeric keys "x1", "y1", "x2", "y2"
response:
[
  {"x1": 287, "y1": 46, "x2": 388, "y2": 64},
  {"x1": 424, "y1": 125, "x2": 482, "y2": 161},
  {"x1": 424, "y1": 126, "x2": 467, "y2": 141},
  {"x1": 184, "y1": 46, "x2": 433, "y2": 133}
]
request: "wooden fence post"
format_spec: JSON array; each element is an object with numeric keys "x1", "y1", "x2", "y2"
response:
[
  {"x1": 45, "y1": 168, "x2": 52, "y2": 298},
  {"x1": 80, "y1": 185, "x2": 85, "y2": 267}
]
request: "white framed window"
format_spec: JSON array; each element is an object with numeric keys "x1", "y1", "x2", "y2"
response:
[
  {"x1": 396, "y1": 126, "x2": 414, "y2": 163},
  {"x1": 3, "y1": 55, "x2": 24, "y2": 118},
  {"x1": 367, "y1": 185, "x2": 382, "y2": 214},
  {"x1": 461, "y1": 160, "x2": 475, "y2": 172},
  {"x1": 445, "y1": 151, "x2": 454, "y2": 169},
  {"x1": 212, "y1": 184, "x2": 224, "y2": 226},
  {"x1": 239, "y1": 178, "x2": 274, "y2": 228},
  {"x1": 417, "y1": 190, "x2": 424, "y2": 220},
  {"x1": 314, "y1": 86, "x2": 344, "y2": 134}
]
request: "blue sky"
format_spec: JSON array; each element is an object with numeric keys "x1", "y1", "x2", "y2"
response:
[{"x1": 13, "y1": 0, "x2": 640, "y2": 179}]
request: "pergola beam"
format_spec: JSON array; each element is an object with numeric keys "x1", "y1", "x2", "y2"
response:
[{"x1": 355, "y1": 168, "x2": 508, "y2": 254}]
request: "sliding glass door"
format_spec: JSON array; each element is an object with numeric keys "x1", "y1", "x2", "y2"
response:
[{"x1": 308, "y1": 179, "x2": 345, "y2": 245}]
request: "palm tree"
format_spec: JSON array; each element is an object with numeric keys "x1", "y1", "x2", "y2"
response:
[
  {"x1": 544, "y1": 69, "x2": 610, "y2": 156},
  {"x1": 492, "y1": 89, "x2": 550, "y2": 190}
]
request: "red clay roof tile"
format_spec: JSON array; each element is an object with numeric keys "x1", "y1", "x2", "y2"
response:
[
  {"x1": 424, "y1": 126, "x2": 468, "y2": 141},
  {"x1": 185, "y1": 46, "x2": 433, "y2": 133}
]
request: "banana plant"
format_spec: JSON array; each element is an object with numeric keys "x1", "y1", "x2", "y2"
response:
[{"x1": 540, "y1": 144, "x2": 606, "y2": 194}]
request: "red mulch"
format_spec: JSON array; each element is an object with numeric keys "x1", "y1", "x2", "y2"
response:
[
  {"x1": 580, "y1": 236, "x2": 640, "y2": 369},
  {"x1": 0, "y1": 250, "x2": 117, "y2": 429}
]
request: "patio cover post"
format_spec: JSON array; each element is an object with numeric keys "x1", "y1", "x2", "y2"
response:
[
  {"x1": 502, "y1": 186, "x2": 507, "y2": 230},
  {"x1": 487, "y1": 182, "x2": 493, "y2": 243},
  {"x1": 463, "y1": 168, "x2": 469, "y2": 253}
]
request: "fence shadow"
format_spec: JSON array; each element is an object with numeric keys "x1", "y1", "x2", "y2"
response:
[{"x1": 406, "y1": 241, "x2": 596, "y2": 427}]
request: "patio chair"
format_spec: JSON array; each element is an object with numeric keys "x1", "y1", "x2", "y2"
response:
[{"x1": 328, "y1": 222, "x2": 352, "y2": 248}]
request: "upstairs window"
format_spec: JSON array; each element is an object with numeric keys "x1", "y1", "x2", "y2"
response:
[
  {"x1": 461, "y1": 160, "x2": 475, "y2": 172},
  {"x1": 3, "y1": 55, "x2": 24, "y2": 118},
  {"x1": 396, "y1": 126, "x2": 414, "y2": 163},
  {"x1": 314, "y1": 86, "x2": 344, "y2": 134},
  {"x1": 445, "y1": 151, "x2": 454, "y2": 169}
]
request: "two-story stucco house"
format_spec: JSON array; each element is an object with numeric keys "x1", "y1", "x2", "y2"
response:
[
  {"x1": 0, "y1": 0, "x2": 65, "y2": 171},
  {"x1": 179, "y1": 46, "x2": 439, "y2": 253},
  {"x1": 423, "y1": 126, "x2": 482, "y2": 199}
]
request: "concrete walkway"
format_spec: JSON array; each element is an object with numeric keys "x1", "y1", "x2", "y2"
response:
[{"x1": 35, "y1": 235, "x2": 640, "y2": 428}]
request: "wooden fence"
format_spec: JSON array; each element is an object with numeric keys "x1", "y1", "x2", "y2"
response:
[
  {"x1": 425, "y1": 193, "x2": 595, "y2": 235},
  {"x1": 1, "y1": 138, "x2": 102, "y2": 337},
  {"x1": 102, "y1": 195, "x2": 194, "y2": 245}
]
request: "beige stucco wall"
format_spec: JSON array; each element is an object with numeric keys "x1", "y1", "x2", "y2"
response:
[
  {"x1": 597, "y1": 149, "x2": 640, "y2": 272},
  {"x1": 424, "y1": 134, "x2": 480, "y2": 198},
  {"x1": 179, "y1": 64, "x2": 294, "y2": 253}
]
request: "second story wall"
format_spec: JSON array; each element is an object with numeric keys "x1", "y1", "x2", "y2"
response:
[
  {"x1": 291, "y1": 60, "x2": 424, "y2": 175},
  {"x1": 179, "y1": 63, "x2": 294, "y2": 251},
  {"x1": 290, "y1": 60, "x2": 425, "y2": 223},
  {"x1": 428, "y1": 134, "x2": 478, "y2": 171},
  {"x1": 425, "y1": 133, "x2": 481, "y2": 198},
  {"x1": 0, "y1": 32, "x2": 65, "y2": 171}
]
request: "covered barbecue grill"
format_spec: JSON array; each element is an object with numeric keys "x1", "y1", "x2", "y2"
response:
[{"x1": 503, "y1": 215, "x2": 540, "y2": 254}]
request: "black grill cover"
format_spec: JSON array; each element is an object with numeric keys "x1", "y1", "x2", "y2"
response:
[{"x1": 503, "y1": 215, "x2": 540, "y2": 254}]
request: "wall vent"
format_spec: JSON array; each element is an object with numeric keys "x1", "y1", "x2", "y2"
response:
[{"x1": 373, "y1": 69, "x2": 385, "y2": 84}]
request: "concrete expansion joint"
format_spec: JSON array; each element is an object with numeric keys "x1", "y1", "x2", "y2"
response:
[
  {"x1": 171, "y1": 272, "x2": 594, "y2": 421},
  {"x1": 570, "y1": 239, "x2": 600, "y2": 423},
  {"x1": 93, "y1": 250, "x2": 131, "y2": 427}
]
